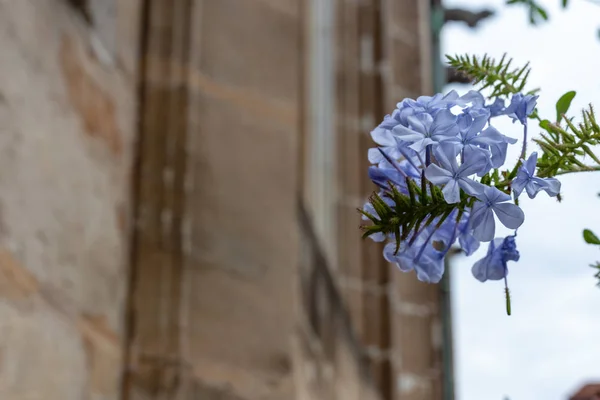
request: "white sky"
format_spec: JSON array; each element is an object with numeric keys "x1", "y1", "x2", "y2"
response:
[{"x1": 442, "y1": 1, "x2": 600, "y2": 399}]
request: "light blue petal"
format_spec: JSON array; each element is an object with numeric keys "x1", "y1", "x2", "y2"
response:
[
  {"x1": 472, "y1": 126, "x2": 505, "y2": 146},
  {"x1": 511, "y1": 171, "x2": 529, "y2": 198},
  {"x1": 425, "y1": 164, "x2": 452, "y2": 185},
  {"x1": 458, "y1": 178, "x2": 486, "y2": 197},
  {"x1": 457, "y1": 114, "x2": 471, "y2": 132},
  {"x1": 369, "y1": 232, "x2": 386, "y2": 242},
  {"x1": 433, "y1": 143, "x2": 459, "y2": 172},
  {"x1": 503, "y1": 134, "x2": 518, "y2": 144},
  {"x1": 532, "y1": 176, "x2": 561, "y2": 197},
  {"x1": 409, "y1": 138, "x2": 434, "y2": 153},
  {"x1": 467, "y1": 112, "x2": 489, "y2": 136},
  {"x1": 414, "y1": 256, "x2": 445, "y2": 283},
  {"x1": 493, "y1": 202, "x2": 525, "y2": 229},
  {"x1": 441, "y1": 179, "x2": 460, "y2": 204},
  {"x1": 458, "y1": 90, "x2": 485, "y2": 107},
  {"x1": 472, "y1": 206, "x2": 495, "y2": 242},
  {"x1": 433, "y1": 109, "x2": 457, "y2": 128},
  {"x1": 459, "y1": 232, "x2": 480, "y2": 256},
  {"x1": 368, "y1": 148, "x2": 384, "y2": 164},
  {"x1": 370, "y1": 127, "x2": 396, "y2": 146},
  {"x1": 393, "y1": 125, "x2": 425, "y2": 142},
  {"x1": 526, "y1": 95, "x2": 538, "y2": 116},
  {"x1": 525, "y1": 181, "x2": 539, "y2": 199},
  {"x1": 524, "y1": 152, "x2": 538, "y2": 174},
  {"x1": 442, "y1": 90, "x2": 460, "y2": 103},
  {"x1": 458, "y1": 149, "x2": 488, "y2": 177},
  {"x1": 482, "y1": 185, "x2": 511, "y2": 203},
  {"x1": 490, "y1": 141, "x2": 509, "y2": 168},
  {"x1": 471, "y1": 257, "x2": 490, "y2": 282}
]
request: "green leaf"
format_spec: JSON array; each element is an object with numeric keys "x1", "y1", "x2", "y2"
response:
[
  {"x1": 539, "y1": 119, "x2": 551, "y2": 131},
  {"x1": 555, "y1": 91, "x2": 576, "y2": 122},
  {"x1": 583, "y1": 229, "x2": 600, "y2": 245},
  {"x1": 535, "y1": 5, "x2": 548, "y2": 21},
  {"x1": 561, "y1": 0, "x2": 569, "y2": 8}
]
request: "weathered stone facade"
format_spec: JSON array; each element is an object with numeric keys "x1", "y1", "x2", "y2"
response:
[
  {"x1": 0, "y1": 0, "x2": 447, "y2": 399},
  {"x1": 0, "y1": 0, "x2": 139, "y2": 399}
]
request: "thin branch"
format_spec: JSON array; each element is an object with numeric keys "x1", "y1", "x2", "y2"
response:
[{"x1": 444, "y1": 8, "x2": 495, "y2": 28}]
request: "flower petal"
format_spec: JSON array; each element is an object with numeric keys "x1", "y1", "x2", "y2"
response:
[
  {"x1": 425, "y1": 164, "x2": 452, "y2": 185},
  {"x1": 482, "y1": 185, "x2": 511, "y2": 203},
  {"x1": 441, "y1": 179, "x2": 460, "y2": 204},
  {"x1": 524, "y1": 151, "x2": 538, "y2": 174},
  {"x1": 371, "y1": 127, "x2": 395, "y2": 146},
  {"x1": 434, "y1": 108, "x2": 457, "y2": 125},
  {"x1": 459, "y1": 231, "x2": 480, "y2": 256},
  {"x1": 368, "y1": 148, "x2": 384, "y2": 164},
  {"x1": 467, "y1": 112, "x2": 489, "y2": 137},
  {"x1": 493, "y1": 202, "x2": 525, "y2": 230},
  {"x1": 393, "y1": 125, "x2": 425, "y2": 142},
  {"x1": 414, "y1": 256, "x2": 445, "y2": 283},
  {"x1": 433, "y1": 143, "x2": 459, "y2": 172},
  {"x1": 458, "y1": 149, "x2": 488, "y2": 177},
  {"x1": 532, "y1": 176, "x2": 561, "y2": 197},
  {"x1": 472, "y1": 126, "x2": 505, "y2": 146},
  {"x1": 409, "y1": 138, "x2": 435, "y2": 153},
  {"x1": 471, "y1": 206, "x2": 495, "y2": 242},
  {"x1": 471, "y1": 239, "x2": 507, "y2": 282},
  {"x1": 511, "y1": 173, "x2": 528, "y2": 198},
  {"x1": 458, "y1": 177, "x2": 486, "y2": 197}
]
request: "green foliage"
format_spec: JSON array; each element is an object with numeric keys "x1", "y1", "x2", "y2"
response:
[
  {"x1": 505, "y1": 0, "x2": 549, "y2": 25},
  {"x1": 446, "y1": 54, "x2": 538, "y2": 99},
  {"x1": 583, "y1": 229, "x2": 600, "y2": 285},
  {"x1": 359, "y1": 180, "x2": 470, "y2": 253},
  {"x1": 506, "y1": 0, "x2": 599, "y2": 40},
  {"x1": 583, "y1": 229, "x2": 600, "y2": 245},
  {"x1": 535, "y1": 104, "x2": 600, "y2": 177},
  {"x1": 592, "y1": 263, "x2": 600, "y2": 286},
  {"x1": 555, "y1": 91, "x2": 576, "y2": 123}
]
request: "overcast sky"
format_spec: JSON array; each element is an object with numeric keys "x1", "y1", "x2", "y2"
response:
[{"x1": 442, "y1": 1, "x2": 600, "y2": 399}]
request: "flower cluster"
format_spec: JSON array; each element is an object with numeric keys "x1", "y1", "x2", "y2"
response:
[{"x1": 360, "y1": 90, "x2": 561, "y2": 302}]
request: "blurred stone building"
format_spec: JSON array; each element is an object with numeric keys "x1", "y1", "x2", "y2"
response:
[{"x1": 0, "y1": 0, "x2": 452, "y2": 399}]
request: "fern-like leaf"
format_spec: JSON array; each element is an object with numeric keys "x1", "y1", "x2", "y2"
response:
[{"x1": 446, "y1": 53, "x2": 538, "y2": 99}]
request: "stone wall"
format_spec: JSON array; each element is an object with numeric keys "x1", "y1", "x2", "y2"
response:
[
  {"x1": 0, "y1": 0, "x2": 445, "y2": 399},
  {"x1": 0, "y1": 0, "x2": 140, "y2": 399}
]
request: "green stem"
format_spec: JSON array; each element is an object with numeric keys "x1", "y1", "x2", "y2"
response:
[{"x1": 553, "y1": 165, "x2": 600, "y2": 176}]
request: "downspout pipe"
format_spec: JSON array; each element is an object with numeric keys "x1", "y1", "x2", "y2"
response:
[{"x1": 430, "y1": 2, "x2": 456, "y2": 400}]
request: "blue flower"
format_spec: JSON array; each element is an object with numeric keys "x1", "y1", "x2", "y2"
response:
[
  {"x1": 368, "y1": 160, "x2": 420, "y2": 194},
  {"x1": 470, "y1": 186, "x2": 525, "y2": 242},
  {"x1": 368, "y1": 127, "x2": 405, "y2": 166},
  {"x1": 454, "y1": 109, "x2": 506, "y2": 175},
  {"x1": 471, "y1": 236, "x2": 520, "y2": 282},
  {"x1": 457, "y1": 211, "x2": 480, "y2": 256},
  {"x1": 512, "y1": 152, "x2": 561, "y2": 199},
  {"x1": 487, "y1": 131, "x2": 518, "y2": 168},
  {"x1": 425, "y1": 144, "x2": 487, "y2": 203},
  {"x1": 393, "y1": 109, "x2": 460, "y2": 153},
  {"x1": 456, "y1": 90, "x2": 486, "y2": 108},
  {"x1": 456, "y1": 108, "x2": 495, "y2": 150},
  {"x1": 486, "y1": 98, "x2": 506, "y2": 118},
  {"x1": 404, "y1": 90, "x2": 460, "y2": 116},
  {"x1": 504, "y1": 93, "x2": 538, "y2": 125},
  {"x1": 383, "y1": 241, "x2": 445, "y2": 283},
  {"x1": 368, "y1": 166, "x2": 405, "y2": 189}
]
